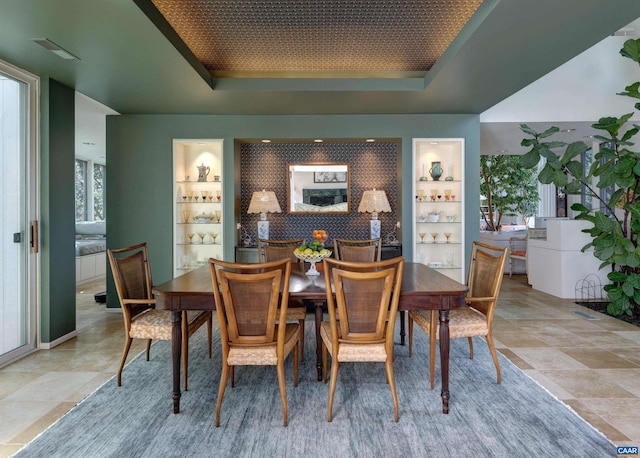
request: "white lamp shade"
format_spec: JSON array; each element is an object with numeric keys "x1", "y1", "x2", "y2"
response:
[
  {"x1": 247, "y1": 190, "x2": 282, "y2": 217},
  {"x1": 358, "y1": 189, "x2": 391, "y2": 214}
]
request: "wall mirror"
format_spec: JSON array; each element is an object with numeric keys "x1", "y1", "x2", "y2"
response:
[{"x1": 287, "y1": 162, "x2": 350, "y2": 213}]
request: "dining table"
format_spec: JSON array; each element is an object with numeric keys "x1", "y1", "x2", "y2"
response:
[{"x1": 152, "y1": 261, "x2": 467, "y2": 415}]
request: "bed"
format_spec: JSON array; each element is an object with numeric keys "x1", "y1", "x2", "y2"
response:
[{"x1": 75, "y1": 221, "x2": 107, "y2": 284}]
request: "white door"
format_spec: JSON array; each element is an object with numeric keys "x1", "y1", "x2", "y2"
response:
[{"x1": 0, "y1": 60, "x2": 39, "y2": 367}]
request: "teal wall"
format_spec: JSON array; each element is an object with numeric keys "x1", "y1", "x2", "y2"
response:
[
  {"x1": 40, "y1": 78, "x2": 76, "y2": 342},
  {"x1": 106, "y1": 114, "x2": 480, "y2": 308}
]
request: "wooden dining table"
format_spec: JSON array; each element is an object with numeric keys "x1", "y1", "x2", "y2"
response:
[{"x1": 153, "y1": 261, "x2": 467, "y2": 415}]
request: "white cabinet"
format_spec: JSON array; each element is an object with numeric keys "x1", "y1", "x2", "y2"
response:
[
  {"x1": 173, "y1": 139, "x2": 224, "y2": 276},
  {"x1": 412, "y1": 139, "x2": 465, "y2": 282}
]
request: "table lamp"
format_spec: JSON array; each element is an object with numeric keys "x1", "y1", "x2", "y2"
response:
[
  {"x1": 247, "y1": 190, "x2": 282, "y2": 240},
  {"x1": 358, "y1": 188, "x2": 391, "y2": 239}
]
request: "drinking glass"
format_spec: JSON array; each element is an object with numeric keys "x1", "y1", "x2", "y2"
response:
[
  {"x1": 201, "y1": 190, "x2": 208, "y2": 201},
  {"x1": 210, "y1": 232, "x2": 219, "y2": 244},
  {"x1": 208, "y1": 193, "x2": 214, "y2": 202},
  {"x1": 430, "y1": 189, "x2": 437, "y2": 201},
  {"x1": 187, "y1": 190, "x2": 194, "y2": 202},
  {"x1": 187, "y1": 232, "x2": 195, "y2": 244},
  {"x1": 215, "y1": 210, "x2": 221, "y2": 223},
  {"x1": 444, "y1": 189, "x2": 452, "y2": 201},
  {"x1": 431, "y1": 232, "x2": 438, "y2": 243},
  {"x1": 181, "y1": 210, "x2": 189, "y2": 223},
  {"x1": 197, "y1": 232, "x2": 206, "y2": 244},
  {"x1": 418, "y1": 232, "x2": 426, "y2": 243},
  {"x1": 445, "y1": 252, "x2": 454, "y2": 266},
  {"x1": 216, "y1": 190, "x2": 221, "y2": 202},
  {"x1": 444, "y1": 232, "x2": 452, "y2": 243}
]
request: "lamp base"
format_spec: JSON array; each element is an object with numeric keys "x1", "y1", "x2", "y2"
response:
[
  {"x1": 257, "y1": 220, "x2": 269, "y2": 240},
  {"x1": 370, "y1": 219, "x2": 381, "y2": 239}
]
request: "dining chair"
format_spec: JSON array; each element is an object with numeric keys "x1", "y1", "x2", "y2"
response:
[
  {"x1": 408, "y1": 241, "x2": 507, "y2": 388},
  {"x1": 258, "y1": 238, "x2": 307, "y2": 361},
  {"x1": 107, "y1": 242, "x2": 212, "y2": 390},
  {"x1": 209, "y1": 257, "x2": 300, "y2": 427},
  {"x1": 321, "y1": 256, "x2": 405, "y2": 422},
  {"x1": 333, "y1": 237, "x2": 382, "y2": 262}
]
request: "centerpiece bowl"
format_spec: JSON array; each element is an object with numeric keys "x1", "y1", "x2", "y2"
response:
[{"x1": 293, "y1": 250, "x2": 332, "y2": 276}]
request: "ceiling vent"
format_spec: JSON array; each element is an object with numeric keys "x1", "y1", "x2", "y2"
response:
[{"x1": 32, "y1": 38, "x2": 79, "y2": 60}]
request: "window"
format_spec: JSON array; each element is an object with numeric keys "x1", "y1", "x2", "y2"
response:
[
  {"x1": 93, "y1": 163, "x2": 105, "y2": 220},
  {"x1": 75, "y1": 158, "x2": 106, "y2": 221},
  {"x1": 75, "y1": 159, "x2": 87, "y2": 221}
]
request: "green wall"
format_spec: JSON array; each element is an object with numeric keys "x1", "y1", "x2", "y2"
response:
[
  {"x1": 105, "y1": 114, "x2": 480, "y2": 309},
  {"x1": 40, "y1": 78, "x2": 76, "y2": 342}
]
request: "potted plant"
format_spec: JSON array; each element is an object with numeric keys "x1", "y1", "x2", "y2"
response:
[
  {"x1": 519, "y1": 38, "x2": 640, "y2": 318},
  {"x1": 480, "y1": 155, "x2": 539, "y2": 231}
]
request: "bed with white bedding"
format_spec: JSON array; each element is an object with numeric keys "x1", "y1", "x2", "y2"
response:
[{"x1": 75, "y1": 221, "x2": 107, "y2": 284}]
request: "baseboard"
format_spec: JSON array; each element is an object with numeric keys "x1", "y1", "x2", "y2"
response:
[{"x1": 40, "y1": 330, "x2": 78, "y2": 349}]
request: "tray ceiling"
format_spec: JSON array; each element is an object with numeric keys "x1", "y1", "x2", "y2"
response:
[{"x1": 150, "y1": 0, "x2": 483, "y2": 76}]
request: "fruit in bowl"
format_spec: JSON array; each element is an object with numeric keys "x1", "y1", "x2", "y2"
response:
[
  {"x1": 294, "y1": 240, "x2": 330, "y2": 258},
  {"x1": 313, "y1": 229, "x2": 329, "y2": 243}
]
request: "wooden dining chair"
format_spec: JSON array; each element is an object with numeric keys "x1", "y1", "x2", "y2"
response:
[
  {"x1": 321, "y1": 256, "x2": 405, "y2": 422},
  {"x1": 257, "y1": 238, "x2": 307, "y2": 361},
  {"x1": 209, "y1": 257, "x2": 300, "y2": 427},
  {"x1": 408, "y1": 241, "x2": 507, "y2": 388},
  {"x1": 107, "y1": 242, "x2": 212, "y2": 390},
  {"x1": 333, "y1": 237, "x2": 382, "y2": 262}
]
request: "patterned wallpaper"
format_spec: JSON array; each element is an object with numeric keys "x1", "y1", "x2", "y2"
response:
[{"x1": 240, "y1": 141, "x2": 400, "y2": 245}]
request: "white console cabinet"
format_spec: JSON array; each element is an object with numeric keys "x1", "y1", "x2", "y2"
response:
[{"x1": 528, "y1": 219, "x2": 609, "y2": 299}]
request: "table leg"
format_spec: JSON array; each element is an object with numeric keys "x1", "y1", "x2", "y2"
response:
[
  {"x1": 439, "y1": 309, "x2": 451, "y2": 414},
  {"x1": 171, "y1": 310, "x2": 182, "y2": 414},
  {"x1": 314, "y1": 301, "x2": 323, "y2": 381},
  {"x1": 399, "y1": 310, "x2": 406, "y2": 345}
]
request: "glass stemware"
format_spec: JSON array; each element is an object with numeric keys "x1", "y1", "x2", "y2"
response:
[
  {"x1": 418, "y1": 232, "x2": 426, "y2": 243},
  {"x1": 430, "y1": 189, "x2": 437, "y2": 201},
  {"x1": 444, "y1": 232, "x2": 452, "y2": 243},
  {"x1": 444, "y1": 189, "x2": 452, "y2": 201},
  {"x1": 210, "y1": 232, "x2": 219, "y2": 244},
  {"x1": 207, "y1": 193, "x2": 214, "y2": 202},
  {"x1": 181, "y1": 210, "x2": 189, "y2": 223},
  {"x1": 187, "y1": 190, "x2": 194, "y2": 202},
  {"x1": 187, "y1": 232, "x2": 195, "y2": 244},
  {"x1": 215, "y1": 210, "x2": 221, "y2": 223},
  {"x1": 216, "y1": 190, "x2": 221, "y2": 202},
  {"x1": 197, "y1": 232, "x2": 206, "y2": 244},
  {"x1": 431, "y1": 232, "x2": 438, "y2": 243}
]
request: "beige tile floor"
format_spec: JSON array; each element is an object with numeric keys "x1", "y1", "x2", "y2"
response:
[{"x1": 1, "y1": 275, "x2": 639, "y2": 456}]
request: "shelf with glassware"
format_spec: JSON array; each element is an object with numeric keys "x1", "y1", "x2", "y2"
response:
[
  {"x1": 412, "y1": 138, "x2": 465, "y2": 282},
  {"x1": 173, "y1": 139, "x2": 224, "y2": 276}
]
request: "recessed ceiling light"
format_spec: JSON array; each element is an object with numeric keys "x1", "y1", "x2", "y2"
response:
[
  {"x1": 314, "y1": 139, "x2": 323, "y2": 143},
  {"x1": 32, "y1": 38, "x2": 79, "y2": 60},
  {"x1": 430, "y1": 142, "x2": 439, "y2": 145},
  {"x1": 366, "y1": 139, "x2": 375, "y2": 142},
  {"x1": 498, "y1": 149, "x2": 509, "y2": 153},
  {"x1": 561, "y1": 128, "x2": 576, "y2": 132},
  {"x1": 261, "y1": 139, "x2": 271, "y2": 143}
]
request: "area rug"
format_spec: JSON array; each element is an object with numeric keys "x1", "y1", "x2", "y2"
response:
[{"x1": 14, "y1": 321, "x2": 614, "y2": 458}]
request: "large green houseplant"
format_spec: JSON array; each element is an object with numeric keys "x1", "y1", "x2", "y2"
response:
[
  {"x1": 520, "y1": 38, "x2": 640, "y2": 318},
  {"x1": 480, "y1": 155, "x2": 539, "y2": 231}
]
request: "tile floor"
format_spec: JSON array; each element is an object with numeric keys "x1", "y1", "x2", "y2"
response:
[{"x1": 1, "y1": 275, "x2": 639, "y2": 456}]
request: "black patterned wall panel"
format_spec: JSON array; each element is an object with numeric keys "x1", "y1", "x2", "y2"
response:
[{"x1": 240, "y1": 142, "x2": 400, "y2": 245}]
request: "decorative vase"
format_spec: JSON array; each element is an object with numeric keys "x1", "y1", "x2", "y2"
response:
[{"x1": 429, "y1": 161, "x2": 443, "y2": 181}]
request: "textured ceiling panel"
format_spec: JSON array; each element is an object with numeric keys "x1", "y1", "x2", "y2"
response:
[{"x1": 150, "y1": 0, "x2": 483, "y2": 73}]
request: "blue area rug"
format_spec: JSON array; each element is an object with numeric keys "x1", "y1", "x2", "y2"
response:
[{"x1": 14, "y1": 320, "x2": 614, "y2": 457}]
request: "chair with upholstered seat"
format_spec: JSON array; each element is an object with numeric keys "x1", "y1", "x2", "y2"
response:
[
  {"x1": 108, "y1": 242, "x2": 212, "y2": 390},
  {"x1": 321, "y1": 256, "x2": 405, "y2": 422},
  {"x1": 210, "y1": 257, "x2": 300, "y2": 427},
  {"x1": 333, "y1": 237, "x2": 382, "y2": 262},
  {"x1": 408, "y1": 241, "x2": 507, "y2": 388},
  {"x1": 258, "y1": 238, "x2": 307, "y2": 361}
]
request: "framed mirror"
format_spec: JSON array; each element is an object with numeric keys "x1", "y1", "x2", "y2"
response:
[{"x1": 287, "y1": 162, "x2": 350, "y2": 214}]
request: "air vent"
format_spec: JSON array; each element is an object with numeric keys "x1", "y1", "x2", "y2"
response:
[{"x1": 32, "y1": 38, "x2": 79, "y2": 60}]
